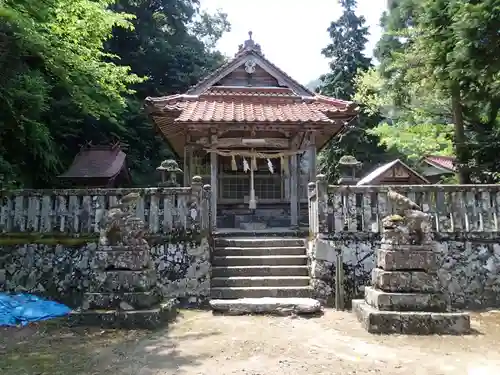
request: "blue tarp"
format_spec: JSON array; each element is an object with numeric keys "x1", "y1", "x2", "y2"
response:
[{"x1": 0, "y1": 293, "x2": 71, "y2": 327}]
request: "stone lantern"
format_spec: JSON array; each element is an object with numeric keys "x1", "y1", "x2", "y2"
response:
[
  {"x1": 157, "y1": 159, "x2": 183, "y2": 187},
  {"x1": 337, "y1": 155, "x2": 361, "y2": 185}
]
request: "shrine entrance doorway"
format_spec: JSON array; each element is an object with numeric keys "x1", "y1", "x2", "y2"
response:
[{"x1": 217, "y1": 153, "x2": 286, "y2": 207}]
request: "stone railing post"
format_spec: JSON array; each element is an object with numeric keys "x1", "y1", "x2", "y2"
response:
[
  {"x1": 190, "y1": 176, "x2": 203, "y2": 230},
  {"x1": 316, "y1": 174, "x2": 328, "y2": 234},
  {"x1": 352, "y1": 191, "x2": 471, "y2": 335},
  {"x1": 308, "y1": 182, "x2": 317, "y2": 236},
  {"x1": 202, "y1": 184, "x2": 212, "y2": 232}
]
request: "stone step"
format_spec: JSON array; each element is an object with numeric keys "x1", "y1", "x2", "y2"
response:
[
  {"x1": 215, "y1": 237, "x2": 305, "y2": 248},
  {"x1": 214, "y1": 246, "x2": 306, "y2": 257},
  {"x1": 69, "y1": 300, "x2": 177, "y2": 330},
  {"x1": 212, "y1": 265, "x2": 309, "y2": 277},
  {"x1": 213, "y1": 230, "x2": 308, "y2": 238},
  {"x1": 209, "y1": 297, "x2": 321, "y2": 316},
  {"x1": 83, "y1": 292, "x2": 161, "y2": 310},
  {"x1": 371, "y1": 269, "x2": 440, "y2": 293},
  {"x1": 363, "y1": 286, "x2": 447, "y2": 312},
  {"x1": 211, "y1": 276, "x2": 310, "y2": 288},
  {"x1": 213, "y1": 255, "x2": 308, "y2": 267},
  {"x1": 377, "y1": 248, "x2": 436, "y2": 271},
  {"x1": 211, "y1": 286, "x2": 312, "y2": 299},
  {"x1": 352, "y1": 299, "x2": 471, "y2": 335}
]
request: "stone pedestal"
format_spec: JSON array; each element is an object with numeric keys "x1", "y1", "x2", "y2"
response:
[
  {"x1": 71, "y1": 193, "x2": 177, "y2": 329},
  {"x1": 71, "y1": 245, "x2": 176, "y2": 329},
  {"x1": 353, "y1": 208, "x2": 470, "y2": 335}
]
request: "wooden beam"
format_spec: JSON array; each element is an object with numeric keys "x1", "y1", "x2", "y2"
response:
[
  {"x1": 203, "y1": 137, "x2": 289, "y2": 148},
  {"x1": 290, "y1": 131, "x2": 303, "y2": 150},
  {"x1": 290, "y1": 154, "x2": 299, "y2": 228},
  {"x1": 210, "y1": 130, "x2": 218, "y2": 229},
  {"x1": 308, "y1": 132, "x2": 317, "y2": 183},
  {"x1": 218, "y1": 126, "x2": 292, "y2": 136}
]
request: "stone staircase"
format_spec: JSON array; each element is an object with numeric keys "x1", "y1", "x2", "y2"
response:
[{"x1": 209, "y1": 235, "x2": 321, "y2": 315}]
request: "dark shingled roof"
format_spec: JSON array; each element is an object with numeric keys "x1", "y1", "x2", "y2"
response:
[{"x1": 58, "y1": 146, "x2": 127, "y2": 180}]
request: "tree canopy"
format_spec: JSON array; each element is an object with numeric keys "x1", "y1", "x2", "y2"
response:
[
  {"x1": 0, "y1": 0, "x2": 229, "y2": 188},
  {"x1": 317, "y1": 0, "x2": 394, "y2": 182},
  {"x1": 2, "y1": 0, "x2": 500, "y2": 188},
  {"x1": 355, "y1": 0, "x2": 500, "y2": 183}
]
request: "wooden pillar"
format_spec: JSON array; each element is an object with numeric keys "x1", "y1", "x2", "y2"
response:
[
  {"x1": 210, "y1": 149, "x2": 218, "y2": 229},
  {"x1": 308, "y1": 133, "x2": 317, "y2": 183},
  {"x1": 188, "y1": 146, "x2": 194, "y2": 182},
  {"x1": 183, "y1": 145, "x2": 189, "y2": 186},
  {"x1": 290, "y1": 153, "x2": 299, "y2": 228},
  {"x1": 284, "y1": 170, "x2": 290, "y2": 199}
]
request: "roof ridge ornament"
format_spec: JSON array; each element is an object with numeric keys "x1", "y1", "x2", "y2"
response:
[
  {"x1": 245, "y1": 59, "x2": 256, "y2": 74},
  {"x1": 237, "y1": 30, "x2": 262, "y2": 55}
]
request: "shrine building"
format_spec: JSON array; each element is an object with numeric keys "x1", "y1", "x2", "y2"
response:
[{"x1": 145, "y1": 32, "x2": 359, "y2": 230}]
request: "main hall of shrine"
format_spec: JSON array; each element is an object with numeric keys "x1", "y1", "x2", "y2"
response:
[{"x1": 145, "y1": 32, "x2": 359, "y2": 230}]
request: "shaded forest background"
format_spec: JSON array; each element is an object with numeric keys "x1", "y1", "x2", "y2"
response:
[{"x1": 0, "y1": 0, "x2": 499, "y2": 189}]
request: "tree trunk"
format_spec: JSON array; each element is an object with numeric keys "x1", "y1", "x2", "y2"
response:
[{"x1": 451, "y1": 84, "x2": 471, "y2": 184}]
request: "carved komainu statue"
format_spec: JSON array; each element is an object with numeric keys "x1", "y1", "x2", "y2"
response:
[
  {"x1": 387, "y1": 190, "x2": 421, "y2": 211},
  {"x1": 99, "y1": 192, "x2": 148, "y2": 247},
  {"x1": 383, "y1": 190, "x2": 432, "y2": 245}
]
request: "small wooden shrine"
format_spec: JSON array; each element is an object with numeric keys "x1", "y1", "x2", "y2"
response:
[
  {"x1": 357, "y1": 159, "x2": 430, "y2": 186},
  {"x1": 145, "y1": 32, "x2": 359, "y2": 229},
  {"x1": 420, "y1": 155, "x2": 456, "y2": 183},
  {"x1": 58, "y1": 143, "x2": 131, "y2": 188}
]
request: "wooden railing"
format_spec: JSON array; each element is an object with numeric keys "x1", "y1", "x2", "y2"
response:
[
  {"x1": 0, "y1": 177, "x2": 211, "y2": 234},
  {"x1": 308, "y1": 175, "x2": 500, "y2": 235}
]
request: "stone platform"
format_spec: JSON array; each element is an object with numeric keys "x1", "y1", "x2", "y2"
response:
[
  {"x1": 72, "y1": 193, "x2": 178, "y2": 330},
  {"x1": 70, "y1": 300, "x2": 178, "y2": 330},
  {"x1": 352, "y1": 195, "x2": 471, "y2": 335},
  {"x1": 210, "y1": 297, "x2": 322, "y2": 316},
  {"x1": 363, "y1": 286, "x2": 446, "y2": 312},
  {"x1": 353, "y1": 299, "x2": 470, "y2": 335}
]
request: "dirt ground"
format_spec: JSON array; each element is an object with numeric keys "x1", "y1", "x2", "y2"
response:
[{"x1": 2, "y1": 309, "x2": 500, "y2": 375}]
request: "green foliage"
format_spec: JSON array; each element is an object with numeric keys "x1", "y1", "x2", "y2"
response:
[
  {"x1": 354, "y1": 68, "x2": 454, "y2": 162},
  {"x1": 369, "y1": 122, "x2": 454, "y2": 162},
  {"x1": 317, "y1": 0, "x2": 394, "y2": 182},
  {"x1": 103, "y1": 0, "x2": 229, "y2": 185},
  {"x1": 0, "y1": 0, "x2": 230, "y2": 188},
  {"x1": 319, "y1": 0, "x2": 371, "y2": 101},
  {"x1": 367, "y1": 0, "x2": 500, "y2": 183},
  {"x1": 0, "y1": 0, "x2": 143, "y2": 188}
]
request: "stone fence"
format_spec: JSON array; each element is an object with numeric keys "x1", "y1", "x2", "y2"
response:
[
  {"x1": 0, "y1": 177, "x2": 213, "y2": 308},
  {"x1": 309, "y1": 176, "x2": 500, "y2": 235},
  {"x1": 308, "y1": 175, "x2": 500, "y2": 309},
  {"x1": 0, "y1": 177, "x2": 211, "y2": 234}
]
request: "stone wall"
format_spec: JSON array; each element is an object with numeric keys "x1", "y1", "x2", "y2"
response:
[
  {"x1": 0, "y1": 177, "x2": 213, "y2": 307},
  {"x1": 0, "y1": 236, "x2": 211, "y2": 307},
  {"x1": 307, "y1": 179, "x2": 500, "y2": 309},
  {"x1": 310, "y1": 232, "x2": 500, "y2": 309}
]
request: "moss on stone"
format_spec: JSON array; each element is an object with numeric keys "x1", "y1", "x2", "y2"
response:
[
  {"x1": 0, "y1": 228, "x2": 202, "y2": 246},
  {"x1": 147, "y1": 229, "x2": 203, "y2": 246},
  {"x1": 0, "y1": 232, "x2": 98, "y2": 245},
  {"x1": 0, "y1": 238, "x2": 96, "y2": 246}
]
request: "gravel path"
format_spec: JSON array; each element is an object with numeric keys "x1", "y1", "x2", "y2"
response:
[
  {"x1": 95, "y1": 309, "x2": 500, "y2": 375},
  {"x1": 3, "y1": 309, "x2": 500, "y2": 374}
]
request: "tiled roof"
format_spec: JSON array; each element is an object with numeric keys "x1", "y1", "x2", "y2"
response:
[
  {"x1": 58, "y1": 147, "x2": 127, "y2": 179},
  {"x1": 423, "y1": 155, "x2": 456, "y2": 172},
  {"x1": 147, "y1": 86, "x2": 356, "y2": 123},
  {"x1": 173, "y1": 100, "x2": 333, "y2": 123}
]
